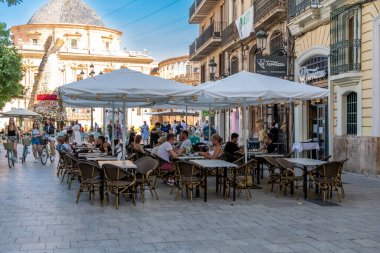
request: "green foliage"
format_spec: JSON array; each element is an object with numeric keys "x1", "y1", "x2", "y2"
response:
[
  {"x1": 0, "y1": 22, "x2": 23, "y2": 109},
  {"x1": 0, "y1": 0, "x2": 22, "y2": 6}
]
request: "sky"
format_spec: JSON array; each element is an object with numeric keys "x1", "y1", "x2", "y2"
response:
[{"x1": 0, "y1": 0, "x2": 198, "y2": 61}]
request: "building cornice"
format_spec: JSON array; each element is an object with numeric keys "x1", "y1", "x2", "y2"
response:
[
  {"x1": 158, "y1": 55, "x2": 190, "y2": 67},
  {"x1": 11, "y1": 23, "x2": 122, "y2": 36}
]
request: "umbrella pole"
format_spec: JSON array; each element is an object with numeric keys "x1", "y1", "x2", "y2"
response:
[
  {"x1": 185, "y1": 105, "x2": 188, "y2": 130},
  {"x1": 112, "y1": 103, "x2": 115, "y2": 156},
  {"x1": 244, "y1": 105, "x2": 248, "y2": 163},
  {"x1": 90, "y1": 107, "x2": 93, "y2": 129},
  {"x1": 122, "y1": 102, "x2": 126, "y2": 160},
  {"x1": 208, "y1": 104, "x2": 211, "y2": 147},
  {"x1": 102, "y1": 107, "x2": 106, "y2": 136}
]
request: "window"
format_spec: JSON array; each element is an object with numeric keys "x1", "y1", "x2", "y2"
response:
[
  {"x1": 270, "y1": 30, "x2": 283, "y2": 55},
  {"x1": 201, "y1": 65, "x2": 205, "y2": 83},
  {"x1": 330, "y1": 4, "x2": 361, "y2": 75},
  {"x1": 32, "y1": 38, "x2": 38, "y2": 45},
  {"x1": 76, "y1": 74, "x2": 83, "y2": 81},
  {"x1": 105, "y1": 41, "x2": 110, "y2": 50},
  {"x1": 71, "y1": 39, "x2": 78, "y2": 49},
  {"x1": 346, "y1": 92, "x2": 357, "y2": 135},
  {"x1": 241, "y1": 0, "x2": 244, "y2": 15}
]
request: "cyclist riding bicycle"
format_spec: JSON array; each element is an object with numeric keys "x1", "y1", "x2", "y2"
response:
[
  {"x1": 42, "y1": 119, "x2": 56, "y2": 159},
  {"x1": 5, "y1": 117, "x2": 20, "y2": 161}
]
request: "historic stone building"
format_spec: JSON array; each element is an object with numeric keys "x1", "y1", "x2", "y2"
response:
[
  {"x1": 158, "y1": 55, "x2": 200, "y2": 86},
  {"x1": 5, "y1": 0, "x2": 154, "y2": 127}
]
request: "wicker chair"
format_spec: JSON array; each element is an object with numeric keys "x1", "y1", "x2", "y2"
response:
[
  {"x1": 76, "y1": 161, "x2": 102, "y2": 205},
  {"x1": 102, "y1": 163, "x2": 136, "y2": 209},
  {"x1": 309, "y1": 161, "x2": 342, "y2": 202},
  {"x1": 276, "y1": 158, "x2": 304, "y2": 200},
  {"x1": 337, "y1": 159, "x2": 348, "y2": 198},
  {"x1": 263, "y1": 156, "x2": 282, "y2": 193},
  {"x1": 174, "y1": 161, "x2": 202, "y2": 202},
  {"x1": 64, "y1": 154, "x2": 80, "y2": 190},
  {"x1": 155, "y1": 155, "x2": 175, "y2": 184},
  {"x1": 225, "y1": 160, "x2": 255, "y2": 200},
  {"x1": 320, "y1": 155, "x2": 332, "y2": 161},
  {"x1": 56, "y1": 152, "x2": 66, "y2": 177},
  {"x1": 134, "y1": 157, "x2": 159, "y2": 202}
]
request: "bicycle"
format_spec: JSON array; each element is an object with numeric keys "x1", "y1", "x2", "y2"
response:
[
  {"x1": 40, "y1": 138, "x2": 56, "y2": 165},
  {"x1": 3, "y1": 142, "x2": 16, "y2": 168},
  {"x1": 21, "y1": 138, "x2": 31, "y2": 164}
]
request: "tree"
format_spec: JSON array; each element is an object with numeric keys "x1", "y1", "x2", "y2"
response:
[
  {"x1": 0, "y1": 22, "x2": 23, "y2": 109},
  {"x1": 0, "y1": 0, "x2": 22, "y2": 6}
]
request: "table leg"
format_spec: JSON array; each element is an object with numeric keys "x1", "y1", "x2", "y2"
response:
[
  {"x1": 100, "y1": 170, "x2": 105, "y2": 203},
  {"x1": 256, "y1": 159, "x2": 261, "y2": 185},
  {"x1": 204, "y1": 169, "x2": 208, "y2": 202},
  {"x1": 216, "y1": 168, "x2": 219, "y2": 194},
  {"x1": 223, "y1": 167, "x2": 227, "y2": 198},
  {"x1": 233, "y1": 167, "x2": 236, "y2": 201},
  {"x1": 303, "y1": 166, "x2": 308, "y2": 199}
]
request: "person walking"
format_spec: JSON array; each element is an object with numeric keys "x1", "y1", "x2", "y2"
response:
[
  {"x1": 140, "y1": 121, "x2": 149, "y2": 145},
  {"x1": 107, "y1": 120, "x2": 113, "y2": 143}
]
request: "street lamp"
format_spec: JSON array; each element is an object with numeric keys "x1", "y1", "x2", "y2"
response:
[
  {"x1": 256, "y1": 30, "x2": 267, "y2": 54},
  {"x1": 99, "y1": 71, "x2": 103, "y2": 75},
  {"x1": 80, "y1": 69, "x2": 85, "y2": 76},
  {"x1": 89, "y1": 63, "x2": 95, "y2": 77},
  {"x1": 208, "y1": 59, "x2": 217, "y2": 81}
]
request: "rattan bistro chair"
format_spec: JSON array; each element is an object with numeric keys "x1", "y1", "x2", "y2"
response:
[
  {"x1": 174, "y1": 161, "x2": 203, "y2": 202},
  {"x1": 103, "y1": 163, "x2": 136, "y2": 209},
  {"x1": 134, "y1": 157, "x2": 159, "y2": 202},
  {"x1": 225, "y1": 160, "x2": 255, "y2": 200},
  {"x1": 76, "y1": 161, "x2": 102, "y2": 205},
  {"x1": 276, "y1": 158, "x2": 304, "y2": 200},
  {"x1": 263, "y1": 157, "x2": 282, "y2": 193},
  {"x1": 64, "y1": 154, "x2": 80, "y2": 190}
]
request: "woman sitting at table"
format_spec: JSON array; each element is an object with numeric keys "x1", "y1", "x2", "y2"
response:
[
  {"x1": 132, "y1": 135, "x2": 145, "y2": 155},
  {"x1": 263, "y1": 133, "x2": 276, "y2": 154},
  {"x1": 199, "y1": 134, "x2": 224, "y2": 159},
  {"x1": 96, "y1": 136, "x2": 112, "y2": 154}
]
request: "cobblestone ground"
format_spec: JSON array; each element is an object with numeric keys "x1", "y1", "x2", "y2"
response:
[{"x1": 0, "y1": 147, "x2": 380, "y2": 253}]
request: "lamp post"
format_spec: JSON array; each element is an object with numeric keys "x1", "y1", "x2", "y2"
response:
[
  {"x1": 89, "y1": 63, "x2": 95, "y2": 77},
  {"x1": 208, "y1": 59, "x2": 217, "y2": 81},
  {"x1": 256, "y1": 30, "x2": 267, "y2": 54}
]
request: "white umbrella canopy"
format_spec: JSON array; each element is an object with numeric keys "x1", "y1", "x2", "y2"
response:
[
  {"x1": 61, "y1": 96, "x2": 153, "y2": 108},
  {"x1": 203, "y1": 70, "x2": 329, "y2": 100},
  {"x1": 1, "y1": 108, "x2": 40, "y2": 117},
  {"x1": 59, "y1": 68, "x2": 200, "y2": 102}
]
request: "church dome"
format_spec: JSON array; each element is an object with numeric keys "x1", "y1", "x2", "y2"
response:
[{"x1": 27, "y1": 0, "x2": 105, "y2": 27}]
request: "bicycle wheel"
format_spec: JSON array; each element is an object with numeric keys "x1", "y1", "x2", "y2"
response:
[
  {"x1": 22, "y1": 146, "x2": 28, "y2": 164},
  {"x1": 40, "y1": 147, "x2": 48, "y2": 165},
  {"x1": 50, "y1": 154, "x2": 55, "y2": 163},
  {"x1": 7, "y1": 150, "x2": 14, "y2": 169}
]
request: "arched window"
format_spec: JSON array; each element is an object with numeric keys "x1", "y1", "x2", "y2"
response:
[
  {"x1": 346, "y1": 91, "x2": 357, "y2": 135},
  {"x1": 270, "y1": 30, "x2": 283, "y2": 55}
]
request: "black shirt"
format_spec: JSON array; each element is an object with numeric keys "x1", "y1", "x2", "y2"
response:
[
  {"x1": 266, "y1": 142, "x2": 276, "y2": 154},
  {"x1": 269, "y1": 127, "x2": 279, "y2": 143},
  {"x1": 224, "y1": 141, "x2": 240, "y2": 162}
]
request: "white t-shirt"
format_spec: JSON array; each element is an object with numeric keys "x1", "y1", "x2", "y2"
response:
[
  {"x1": 180, "y1": 139, "x2": 192, "y2": 149},
  {"x1": 157, "y1": 141, "x2": 173, "y2": 162}
]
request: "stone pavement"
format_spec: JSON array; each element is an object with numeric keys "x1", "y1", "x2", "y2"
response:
[{"x1": 0, "y1": 149, "x2": 380, "y2": 253}]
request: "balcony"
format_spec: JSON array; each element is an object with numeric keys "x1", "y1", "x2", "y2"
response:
[
  {"x1": 189, "y1": 22, "x2": 224, "y2": 61},
  {"x1": 254, "y1": 0, "x2": 286, "y2": 31},
  {"x1": 221, "y1": 22, "x2": 239, "y2": 49},
  {"x1": 189, "y1": 0, "x2": 220, "y2": 24},
  {"x1": 289, "y1": 0, "x2": 324, "y2": 18}
]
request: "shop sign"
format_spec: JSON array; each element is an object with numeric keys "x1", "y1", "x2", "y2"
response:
[
  {"x1": 256, "y1": 56, "x2": 287, "y2": 77},
  {"x1": 299, "y1": 67, "x2": 327, "y2": 83},
  {"x1": 202, "y1": 110, "x2": 215, "y2": 117},
  {"x1": 36, "y1": 94, "x2": 58, "y2": 101},
  {"x1": 235, "y1": 6, "x2": 254, "y2": 39}
]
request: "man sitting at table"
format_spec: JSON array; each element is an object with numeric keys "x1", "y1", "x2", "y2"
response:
[
  {"x1": 264, "y1": 133, "x2": 276, "y2": 154},
  {"x1": 224, "y1": 133, "x2": 240, "y2": 162},
  {"x1": 157, "y1": 133, "x2": 178, "y2": 186},
  {"x1": 57, "y1": 135, "x2": 73, "y2": 155},
  {"x1": 178, "y1": 130, "x2": 192, "y2": 154},
  {"x1": 96, "y1": 136, "x2": 112, "y2": 154}
]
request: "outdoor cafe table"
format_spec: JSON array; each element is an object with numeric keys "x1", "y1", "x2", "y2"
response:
[
  {"x1": 86, "y1": 156, "x2": 117, "y2": 161},
  {"x1": 189, "y1": 159, "x2": 237, "y2": 202},
  {"x1": 98, "y1": 160, "x2": 137, "y2": 170},
  {"x1": 176, "y1": 155, "x2": 204, "y2": 160},
  {"x1": 284, "y1": 158, "x2": 327, "y2": 199}
]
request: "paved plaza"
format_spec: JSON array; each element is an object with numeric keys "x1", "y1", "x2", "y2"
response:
[{"x1": 0, "y1": 153, "x2": 380, "y2": 253}]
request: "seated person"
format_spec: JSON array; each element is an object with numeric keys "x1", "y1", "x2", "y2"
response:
[
  {"x1": 224, "y1": 133, "x2": 241, "y2": 162},
  {"x1": 95, "y1": 136, "x2": 112, "y2": 154},
  {"x1": 178, "y1": 130, "x2": 192, "y2": 154},
  {"x1": 57, "y1": 135, "x2": 73, "y2": 155},
  {"x1": 88, "y1": 134, "x2": 95, "y2": 145},
  {"x1": 199, "y1": 134, "x2": 224, "y2": 159},
  {"x1": 203, "y1": 125, "x2": 216, "y2": 142},
  {"x1": 132, "y1": 135, "x2": 145, "y2": 155},
  {"x1": 151, "y1": 136, "x2": 166, "y2": 155},
  {"x1": 263, "y1": 133, "x2": 276, "y2": 154},
  {"x1": 157, "y1": 133, "x2": 179, "y2": 185}
]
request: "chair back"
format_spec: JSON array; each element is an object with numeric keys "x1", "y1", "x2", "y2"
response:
[
  {"x1": 276, "y1": 158, "x2": 294, "y2": 170},
  {"x1": 263, "y1": 156, "x2": 278, "y2": 168},
  {"x1": 323, "y1": 161, "x2": 341, "y2": 178},
  {"x1": 236, "y1": 163, "x2": 249, "y2": 180},
  {"x1": 134, "y1": 157, "x2": 159, "y2": 175},
  {"x1": 66, "y1": 153, "x2": 79, "y2": 168},
  {"x1": 103, "y1": 163, "x2": 129, "y2": 181},
  {"x1": 320, "y1": 155, "x2": 332, "y2": 161},
  {"x1": 78, "y1": 161, "x2": 101, "y2": 179},
  {"x1": 133, "y1": 148, "x2": 146, "y2": 160},
  {"x1": 176, "y1": 161, "x2": 196, "y2": 177},
  {"x1": 283, "y1": 151, "x2": 294, "y2": 158}
]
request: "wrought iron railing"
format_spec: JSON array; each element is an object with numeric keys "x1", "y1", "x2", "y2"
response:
[
  {"x1": 189, "y1": 22, "x2": 224, "y2": 56},
  {"x1": 330, "y1": 4, "x2": 361, "y2": 75},
  {"x1": 221, "y1": 21, "x2": 238, "y2": 46},
  {"x1": 254, "y1": 0, "x2": 286, "y2": 23},
  {"x1": 189, "y1": 0, "x2": 203, "y2": 18},
  {"x1": 289, "y1": 0, "x2": 323, "y2": 18}
]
